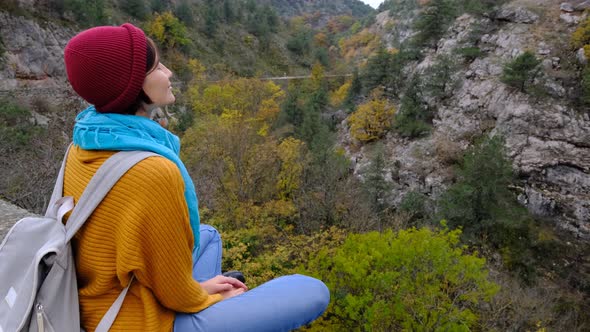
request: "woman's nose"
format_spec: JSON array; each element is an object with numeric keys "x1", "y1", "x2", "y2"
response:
[{"x1": 162, "y1": 64, "x2": 173, "y2": 78}]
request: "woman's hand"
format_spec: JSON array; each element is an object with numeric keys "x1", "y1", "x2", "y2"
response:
[
  {"x1": 200, "y1": 275, "x2": 248, "y2": 295},
  {"x1": 219, "y1": 286, "x2": 246, "y2": 300}
]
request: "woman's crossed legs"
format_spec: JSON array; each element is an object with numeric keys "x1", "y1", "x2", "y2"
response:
[{"x1": 174, "y1": 225, "x2": 330, "y2": 332}]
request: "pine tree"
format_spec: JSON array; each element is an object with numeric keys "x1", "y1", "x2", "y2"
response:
[
  {"x1": 364, "y1": 144, "x2": 392, "y2": 231},
  {"x1": 395, "y1": 74, "x2": 431, "y2": 138},
  {"x1": 501, "y1": 51, "x2": 541, "y2": 92},
  {"x1": 413, "y1": 0, "x2": 458, "y2": 47},
  {"x1": 361, "y1": 45, "x2": 393, "y2": 93}
]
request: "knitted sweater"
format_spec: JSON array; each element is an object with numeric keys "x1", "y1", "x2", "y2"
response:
[{"x1": 63, "y1": 146, "x2": 222, "y2": 331}]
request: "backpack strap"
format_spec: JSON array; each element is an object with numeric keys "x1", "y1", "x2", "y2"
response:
[
  {"x1": 64, "y1": 149, "x2": 159, "y2": 242},
  {"x1": 95, "y1": 275, "x2": 135, "y2": 332},
  {"x1": 46, "y1": 143, "x2": 74, "y2": 217}
]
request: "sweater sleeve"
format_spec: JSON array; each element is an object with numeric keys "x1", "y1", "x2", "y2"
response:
[{"x1": 113, "y1": 156, "x2": 222, "y2": 313}]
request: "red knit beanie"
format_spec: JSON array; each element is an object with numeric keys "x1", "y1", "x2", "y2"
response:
[{"x1": 64, "y1": 23, "x2": 147, "y2": 113}]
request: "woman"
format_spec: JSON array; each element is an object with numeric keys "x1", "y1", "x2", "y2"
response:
[{"x1": 63, "y1": 23, "x2": 329, "y2": 332}]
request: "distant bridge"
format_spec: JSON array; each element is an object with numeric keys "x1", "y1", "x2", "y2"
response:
[
  {"x1": 0, "y1": 73, "x2": 354, "y2": 95},
  {"x1": 258, "y1": 74, "x2": 352, "y2": 80}
]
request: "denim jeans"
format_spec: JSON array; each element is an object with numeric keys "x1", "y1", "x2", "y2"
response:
[{"x1": 174, "y1": 225, "x2": 330, "y2": 332}]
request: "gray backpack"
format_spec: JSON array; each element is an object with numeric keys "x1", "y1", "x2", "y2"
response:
[{"x1": 0, "y1": 147, "x2": 158, "y2": 332}]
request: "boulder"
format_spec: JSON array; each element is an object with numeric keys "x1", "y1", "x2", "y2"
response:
[
  {"x1": 560, "y1": 0, "x2": 590, "y2": 11},
  {"x1": 495, "y1": 6, "x2": 539, "y2": 24},
  {"x1": 560, "y1": 13, "x2": 581, "y2": 25},
  {"x1": 561, "y1": 2, "x2": 575, "y2": 11}
]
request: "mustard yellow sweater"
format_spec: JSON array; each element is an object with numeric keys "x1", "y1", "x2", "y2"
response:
[{"x1": 63, "y1": 146, "x2": 222, "y2": 332}]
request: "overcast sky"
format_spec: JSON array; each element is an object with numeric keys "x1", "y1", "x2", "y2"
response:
[{"x1": 360, "y1": 0, "x2": 384, "y2": 9}]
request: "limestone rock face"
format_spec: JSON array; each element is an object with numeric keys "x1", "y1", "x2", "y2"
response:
[
  {"x1": 433, "y1": 11, "x2": 590, "y2": 237},
  {"x1": 343, "y1": 1, "x2": 590, "y2": 238},
  {"x1": 0, "y1": 10, "x2": 78, "y2": 106}
]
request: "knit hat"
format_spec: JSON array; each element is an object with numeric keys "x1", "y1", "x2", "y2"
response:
[{"x1": 64, "y1": 23, "x2": 147, "y2": 113}]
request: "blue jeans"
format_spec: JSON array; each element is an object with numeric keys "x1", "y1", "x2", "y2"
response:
[{"x1": 174, "y1": 225, "x2": 330, "y2": 332}]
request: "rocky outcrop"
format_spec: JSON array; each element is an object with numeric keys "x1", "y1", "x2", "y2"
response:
[
  {"x1": 495, "y1": 5, "x2": 539, "y2": 24},
  {"x1": 0, "y1": 10, "x2": 77, "y2": 105},
  {"x1": 344, "y1": 1, "x2": 590, "y2": 238},
  {"x1": 560, "y1": 0, "x2": 590, "y2": 12},
  {"x1": 0, "y1": 200, "x2": 36, "y2": 240},
  {"x1": 371, "y1": 10, "x2": 417, "y2": 49}
]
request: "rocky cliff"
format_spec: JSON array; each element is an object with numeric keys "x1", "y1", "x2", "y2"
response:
[
  {"x1": 0, "y1": 10, "x2": 78, "y2": 106},
  {"x1": 345, "y1": 0, "x2": 590, "y2": 239}
]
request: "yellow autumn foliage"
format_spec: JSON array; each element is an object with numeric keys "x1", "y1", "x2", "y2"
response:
[
  {"x1": 338, "y1": 29, "x2": 381, "y2": 61},
  {"x1": 330, "y1": 81, "x2": 351, "y2": 107},
  {"x1": 189, "y1": 78, "x2": 284, "y2": 120},
  {"x1": 144, "y1": 11, "x2": 189, "y2": 49},
  {"x1": 348, "y1": 90, "x2": 395, "y2": 142},
  {"x1": 571, "y1": 17, "x2": 590, "y2": 51},
  {"x1": 277, "y1": 137, "x2": 308, "y2": 200}
]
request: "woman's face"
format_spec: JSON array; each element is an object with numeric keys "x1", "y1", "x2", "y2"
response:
[{"x1": 143, "y1": 62, "x2": 175, "y2": 107}]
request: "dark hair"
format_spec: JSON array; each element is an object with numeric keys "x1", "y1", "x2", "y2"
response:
[{"x1": 124, "y1": 37, "x2": 160, "y2": 115}]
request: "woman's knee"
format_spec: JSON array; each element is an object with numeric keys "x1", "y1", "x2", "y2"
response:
[
  {"x1": 199, "y1": 224, "x2": 221, "y2": 243},
  {"x1": 286, "y1": 274, "x2": 330, "y2": 314}
]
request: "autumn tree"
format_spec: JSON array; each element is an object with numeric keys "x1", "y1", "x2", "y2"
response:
[
  {"x1": 145, "y1": 11, "x2": 190, "y2": 49},
  {"x1": 182, "y1": 78, "x2": 286, "y2": 225},
  {"x1": 277, "y1": 137, "x2": 308, "y2": 200},
  {"x1": 348, "y1": 89, "x2": 395, "y2": 142},
  {"x1": 329, "y1": 81, "x2": 352, "y2": 108}
]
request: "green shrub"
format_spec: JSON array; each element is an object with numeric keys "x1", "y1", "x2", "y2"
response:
[
  {"x1": 306, "y1": 227, "x2": 499, "y2": 331},
  {"x1": 580, "y1": 66, "x2": 590, "y2": 107},
  {"x1": 0, "y1": 101, "x2": 41, "y2": 150},
  {"x1": 501, "y1": 51, "x2": 541, "y2": 93},
  {"x1": 455, "y1": 47, "x2": 483, "y2": 62},
  {"x1": 398, "y1": 191, "x2": 429, "y2": 224}
]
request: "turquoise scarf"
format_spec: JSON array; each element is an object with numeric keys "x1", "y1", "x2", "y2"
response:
[{"x1": 73, "y1": 106, "x2": 200, "y2": 253}]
